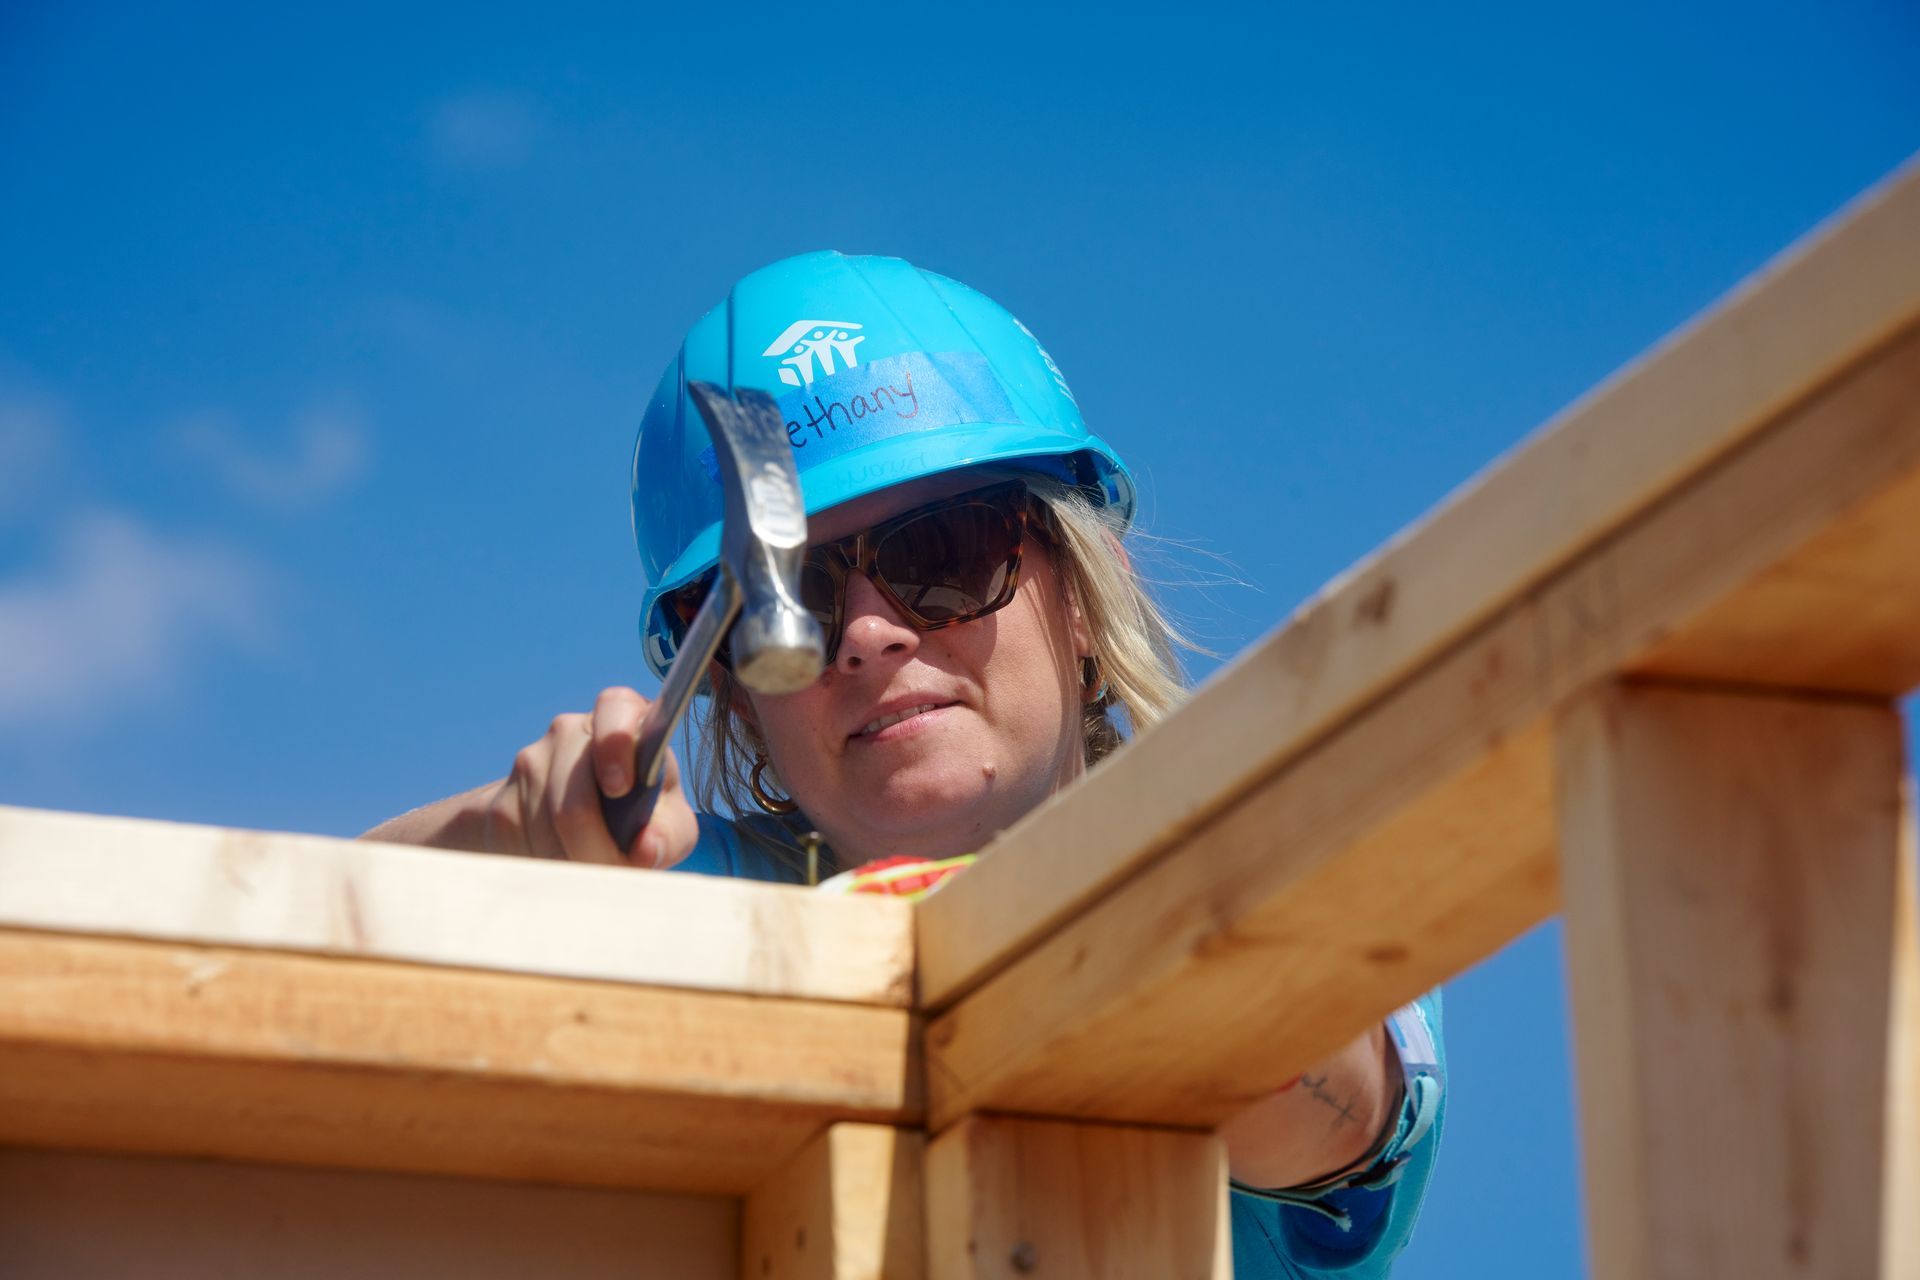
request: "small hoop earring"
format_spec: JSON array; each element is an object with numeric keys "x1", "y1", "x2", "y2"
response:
[
  {"x1": 749, "y1": 756, "x2": 799, "y2": 815},
  {"x1": 1079, "y1": 655, "x2": 1109, "y2": 704}
]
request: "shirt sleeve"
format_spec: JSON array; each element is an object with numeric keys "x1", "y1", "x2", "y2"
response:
[
  {"x1": 677, "y1": 812, "x2": 814, "y2": 885},
  {"x1": 1228, "y1": 989, "x2": 1448, "y2": 1279}
]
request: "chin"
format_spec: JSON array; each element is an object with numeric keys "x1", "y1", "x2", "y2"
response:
[{"x1": 849, "y1": 768, "x2": 1006, "y2": 849}]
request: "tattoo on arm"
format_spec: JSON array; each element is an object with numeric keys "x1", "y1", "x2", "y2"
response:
[{"x1": 1296, "y1": 1073, "x2": 1361, "y2": 1130}]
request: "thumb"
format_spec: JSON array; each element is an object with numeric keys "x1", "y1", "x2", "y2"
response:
[{"x1": 634, "y1": 747, "x2": 700, "y2": 870}]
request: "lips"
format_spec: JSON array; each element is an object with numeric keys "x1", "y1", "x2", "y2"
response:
[
  {"x1": 857, "y1": 703, "x2": 941, "y2": 737},
  {"x1": 849, "y1": 698, "x2": 958, "y2": 740}
]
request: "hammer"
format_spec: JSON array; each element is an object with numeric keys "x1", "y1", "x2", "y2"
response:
[{"x1": 602, "y1": 382, "x2": 825, "y2": 851}]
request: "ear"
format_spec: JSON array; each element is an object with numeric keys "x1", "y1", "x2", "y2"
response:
[{"x1": 1061, "y1": 572, "x2": 1096, "y2": 661}]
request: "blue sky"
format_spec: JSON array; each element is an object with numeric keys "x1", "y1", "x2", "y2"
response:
[{"x1": 3, "y1": 4, "x2": 1916, "y2": 1273}]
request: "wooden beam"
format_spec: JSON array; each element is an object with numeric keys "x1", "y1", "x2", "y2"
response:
[
  {"x1": 923, "y1": 316, "x2": 1920, "y2": 1130},
  {"x1": 1555, "y1": 683, "x2": 1903, "y2": 1280},
  {"x1": 919, "y1": 155, "x2": 1920, "y2": 1010},
  {"x1": 0, "y1": 929, "x2": 920, "y2": 1195},
  {"x1": 741, "y1": 1125, "x2": 925, "y2": 1280},
  {"x1": 0, "y1": 805, "x2": 913, "y2": 1007},
  {"x1": 924, "y1": 1116, "x2": 1228, "y2": 1280}
]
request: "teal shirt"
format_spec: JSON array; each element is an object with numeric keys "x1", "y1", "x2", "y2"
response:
[{"x1": 681, "y1": 813, "x2": 1446, "y2": 1278}]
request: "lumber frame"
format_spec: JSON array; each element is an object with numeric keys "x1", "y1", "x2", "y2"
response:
[
  {"x1": 919, "y1": 156, "x2": 1920, "y2": 1013},
  {"x1": 924, "y1": 313, "x2": 1920, "y2": 1129},
  {"x1": 1556, "y1": 683, "x2": 1904, "y2": 1279}
]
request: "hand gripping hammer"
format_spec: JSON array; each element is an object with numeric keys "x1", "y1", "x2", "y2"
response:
[{"x1": 602, "y1": 383, "x2": 825, "y2": 852}]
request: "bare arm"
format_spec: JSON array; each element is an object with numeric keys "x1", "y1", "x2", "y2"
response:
[
  {"x1": 360, "y1": 782, "x2": 497, "y2": 851},
  {"x1": 358, "y1": 687, "x2": 700, "y2": 870},
  {"x1": 1217, "y1": 1021, "x2": 1401, "y2": 1190}
]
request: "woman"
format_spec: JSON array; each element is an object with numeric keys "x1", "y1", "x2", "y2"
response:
[{"x1": 368, "y1": 251, "x2": 1444, "y2": 1277}]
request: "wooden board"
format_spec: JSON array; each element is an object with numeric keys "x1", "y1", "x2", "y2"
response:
[
  {"x1": 924, "y1": 1116, "x2": 1229, "y2": 1280},
  {"x1": 924, "y1": 311, "x2": 1920, "y2": 1130},
  {"x1": 0, "y1": 929, "x2": 920, "y2": 1195},
  {"x1": 1555, "y1": 684, "x2": 1903, "y2": 1280},
  {"x1": 0, "y1": 1147, "x2": 737, "y2": 1280},
  {"x1": 742, "y1": 1125, "x2": 925, "y2": 1280},
  {"x1": 920, "y1": 154, "x2": 1920, "y2": 1011},
  {"x1": 0, "y1": 805, "x2": 913, "y2": 1007}
]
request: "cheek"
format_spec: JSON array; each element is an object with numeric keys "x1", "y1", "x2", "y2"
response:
[
  {"x1": 1008, "y1": 564, "x2": 1084, "y2": 689},
  {"x1": 749, "y1": 691, "x2": 829, "y2": 778},
  {"x1": 977, "y1": 581, "x2": 1083, "y2": 735}
]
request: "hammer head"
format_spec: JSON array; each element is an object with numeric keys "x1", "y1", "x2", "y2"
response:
[{"x1": 687, "y1": 382, "x2": 825, "y2": 694}]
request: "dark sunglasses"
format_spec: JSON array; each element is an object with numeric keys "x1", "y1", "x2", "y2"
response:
[{"x1": 667, "y1": 480, "x2": 1046, "y2": 672}]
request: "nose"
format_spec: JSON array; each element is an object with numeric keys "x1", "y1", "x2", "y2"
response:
[{"x1": 834, "y1": 570, "x2": 919, "y2": 676}]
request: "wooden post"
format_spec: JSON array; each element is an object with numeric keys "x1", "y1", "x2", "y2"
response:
[
  {"x1": 740, "y1": 1125, "x2": 925, "y2": 1280},
  {"x1": 924, "y1": 1116, "x2": 1229, "y2": 1280},
  {"x1": 1556, "y1": 682, "x2": 1906, "y2": 1279}
]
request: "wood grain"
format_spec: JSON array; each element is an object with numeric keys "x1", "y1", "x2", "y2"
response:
[
  {"x1": 920, "y1": 156, "x2": 1920, "y2": 1010},
  {"x1": 0, "y1": 929, "x2": 920, "y2": 1195},
  {"x1": 925, "y1": 1116, "x2": 1228, "y2": 1280},
  {"x1": 1556, "y1": 683, "x2": 1903, "y2": 1280},
  {"x1": 741, "y1": 1125, "x2": 925, "y2": 1280},
  {"x1": 925, "y1": 318, "x2": 1920, "y2": 1130},
  {"x1": 0, "y1": 805, "x2": 914, "y2": 1007}
]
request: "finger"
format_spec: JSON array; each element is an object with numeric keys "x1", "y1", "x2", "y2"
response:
[
  {"x1": 499, "y1": 748, "x2": 562, "y2": 859},
  {"x1": 549, "y1": 722, "x2": 627, "y2": 866},
  {"x1": 481, "y1": 778, "x2": 529, "y2": 856},
  {"x1": 519, "y1": 716, "x2": 583, "y2": 859},
  {"x1": 637, "y1": 747, "x2": 702, "y2": 871},
  {"x1": 591, "y1": 686, "x2": 650, "y2": 798}
]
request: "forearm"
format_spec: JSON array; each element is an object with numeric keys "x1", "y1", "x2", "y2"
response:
[
  {"x1": 1217, "y1": 1021, "x2": 1400, "y2": 1190},
  {"x1": 360, "y1": 782, "x2": 498, "y2": 852}
]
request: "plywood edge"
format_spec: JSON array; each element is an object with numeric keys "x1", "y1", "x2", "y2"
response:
[
  {"x1": 920, "y1": 154, "x2": 1920, "y2": 1009},
  {"x1": 0, "y1": 804, "x2": 913, "y2": 1007}
]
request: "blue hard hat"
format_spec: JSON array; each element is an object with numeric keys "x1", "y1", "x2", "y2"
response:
[{"x1": 633, "y1": 250, "x2": 1134, "y2": 677}]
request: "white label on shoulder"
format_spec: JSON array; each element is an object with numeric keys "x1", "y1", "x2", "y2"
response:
[{"x1": 1388, "y1": 1001, "x2": 1439, "y2": 1074}]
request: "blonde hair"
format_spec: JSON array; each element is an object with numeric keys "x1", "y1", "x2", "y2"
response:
[{"x1": 690, "y1": 474, "x2": 1192, "y2": 835}]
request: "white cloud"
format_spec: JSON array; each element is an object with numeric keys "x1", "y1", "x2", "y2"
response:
[
  {"x1": 171, "y1": 402, "x2": 369, "y2": 508},
  {"x1": 0, "y1": 511, "x2": 275, "y2": 731},
  {"x1": 429, "y1": 91, "x2": 540, "y2": 170}
]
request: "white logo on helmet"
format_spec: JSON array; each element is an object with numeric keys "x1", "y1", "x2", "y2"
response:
[{"x1": 764, "y1": 320, "x2": 865, "y2": 387}]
